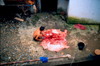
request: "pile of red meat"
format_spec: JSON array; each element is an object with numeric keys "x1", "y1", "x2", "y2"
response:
[{"x1": 40, "y1": 29, "x2": 70, "y2": 52}]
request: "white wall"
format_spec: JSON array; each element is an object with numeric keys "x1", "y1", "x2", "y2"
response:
[{"x1": 68, "y1": 0, "x2": 100, "y2": 22}]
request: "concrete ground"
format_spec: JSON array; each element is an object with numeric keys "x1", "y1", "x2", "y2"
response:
[{"x1": 0, "y1": 13, "x2": 100, "y2": 66}]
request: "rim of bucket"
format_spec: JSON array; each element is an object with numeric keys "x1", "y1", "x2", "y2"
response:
[{"x1": 78, "y1": 42, "x2": 85, "y2": 46}]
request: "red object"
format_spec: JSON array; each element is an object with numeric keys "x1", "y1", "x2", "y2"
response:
[
  {"x1": 40, "y1": 29, "x2": 70, "y2": 52},
  {"x1": 74, "y1": 24, "x2": 86, "y2": 30}
]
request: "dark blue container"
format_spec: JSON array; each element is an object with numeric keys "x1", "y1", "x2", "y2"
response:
[{"x1": 78, "y1": 42, "x2": 85, "y2": 50}]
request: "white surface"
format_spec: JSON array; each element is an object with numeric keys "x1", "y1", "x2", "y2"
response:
[{"x1": 68, "y1": 0, "x2": 100, "y2": 22}]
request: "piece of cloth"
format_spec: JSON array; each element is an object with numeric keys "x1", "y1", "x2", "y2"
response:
[
  {"x1": 28, "y1": 0, "x2": 35, "y2": 5},
  {"x1": 25, "y1": 0, "x2": 36, "y2": 6},
  {"x1": 74, "y1": 24, "x2": 86, "y2": 30},
  {"x1": 39, "y1": 57, "x2": 48, "y2": 63},
  {"x1": 27, "y1": 3, "x2": 36, "y2": 6},
  {"x1": 27, "y1": 4, "x2": 33, "y2": 6},
  {"x1": 40, "y1": 29, "x2": 70, "y2": 52}
]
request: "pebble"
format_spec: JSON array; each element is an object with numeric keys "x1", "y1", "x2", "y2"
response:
[
  {"x1": 61, "y1": 52, "x2": 64, "y2": 55},
  {"x1": 38, "y1": 19, "x2": 40, "y2": 21},
  {"x1": 86, "y1": 48, "x2": 90, "y2": 51},
  {"x1": 32, "y1": 51, "x2": 34, "y2": 53},
  {"x1": 2, "y1": 37, "x2": 4, "y2": 39},
  {"x1": 8, "y1": 57, "x2": 11, "y2": 59},
  {"x1": 94, "y1": 39, "x2": 98, "y2": 41}
]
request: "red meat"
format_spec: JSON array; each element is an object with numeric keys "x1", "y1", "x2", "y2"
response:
[
  {"x1": 74, "y1": 24, "x2": 86, "y2": 30},
  {"x1": 40, "y1": 29, "x2": 70, "y2": 52}
]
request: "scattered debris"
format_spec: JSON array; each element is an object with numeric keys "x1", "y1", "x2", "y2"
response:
[
  {"x1": 32, "y1": 51, "x2": 35, "y2": 53},
  {"x1": 94, "y1": 39, "x2": 98, "y2": 41},
  {"x1": 0, "y1": 13, "x2": 100, "y2": 65}
]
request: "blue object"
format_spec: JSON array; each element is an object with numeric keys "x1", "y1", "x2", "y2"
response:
[
  {"x1": 11, "y1": 27, "x2": 15, "y2": 29},
  {"x1": 78, "y1": 42, "x2": 85, "y2": 50},
  {"x1": 46, "y1": 16, "x2": 47, "y2": 18},
  {"x1": 42, "y1": 37, "x2": 45, "y2": 39},
  {"x1": 88, "y1": 54, "x2": 93, "y2": 57},
  {"x1": 27, "y1": 4, "x2": 33, "y2": 6},
  {"x1": 39, "y1": 57, "x2": 48, "y2": 63},
  {"x1": 27, "y1": 2, "x2": 36, "y2": 6}
]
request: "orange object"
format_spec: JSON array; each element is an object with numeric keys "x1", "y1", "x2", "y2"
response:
[
  {"x1": 32, "y1": 51, "x2": 34, "y2": 53},
  {"x1": 95, "y1": 49, "x2": 100, "y2": 55},
  {"x1": 61, "y1": 53, "x2": 64, "y2": 55},
  {"x1": 28, "y1": 0, "x2": 35, "y2": 5}
]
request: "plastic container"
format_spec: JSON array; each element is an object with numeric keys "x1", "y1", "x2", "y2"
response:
[{"x1": 78, "y1": 42, "x2": 85, "y2": 50}]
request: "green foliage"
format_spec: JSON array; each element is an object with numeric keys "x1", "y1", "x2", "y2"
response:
[
  {"x1": 67, "y1": 17, "x2": 100, "y2": 24},
  {"x1": 67, "y1": 17, "x2": 88, "y2": 24}
]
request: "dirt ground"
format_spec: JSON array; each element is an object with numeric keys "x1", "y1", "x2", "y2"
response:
[{"x1": 0, "y1": 13, "x2": 100, "y2": 66}]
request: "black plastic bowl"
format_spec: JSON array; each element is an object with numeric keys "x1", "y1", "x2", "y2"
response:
[{"x1": 78, "y1": 42, "x2": 85, "y2": 50}]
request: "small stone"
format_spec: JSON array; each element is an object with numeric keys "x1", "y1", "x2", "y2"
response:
[
  {"x1": 8, "y1": 57, "x2": 11, "y2": 59},
  {"x1": 86, "y1": 48, "x2": 90, "y2": 51},
  {"x1": 24, "y1": 39, "x2": 26, "y2": 41},
  {"x1": 61, "y1": 52, "x2": 64, "y2": 55},
  {"x1": 94, "y1": 39, "x2": 98, "y2": 41},
  {"x1": 32, "y1": 51, "x2": 34, "y2": 53}
]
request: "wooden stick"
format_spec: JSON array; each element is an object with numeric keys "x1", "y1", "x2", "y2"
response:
[
  {"x1": 14, "y1": 17, "x2": 24, "y2": 22},
  {"x1": 0, "y1": 54, "x2": 71, "y2": 65}
]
